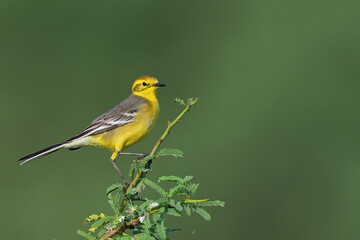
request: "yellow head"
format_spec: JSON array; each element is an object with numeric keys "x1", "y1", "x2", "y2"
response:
[{"x1": 131, "y1": 76, "x2": 166, "y2": 100}]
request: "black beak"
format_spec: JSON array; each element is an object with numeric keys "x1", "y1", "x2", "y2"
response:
[{"x1": 154, "y1": 82, "x2": 166, "y2": 87}]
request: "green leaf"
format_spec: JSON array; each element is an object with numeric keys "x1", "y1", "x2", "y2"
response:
[
  {"x1": 126, "y1": 204, "x2": 137, "y2": 214},
  {"x1": 186, "y1": 97, "x2": 195, "y2": 105},
  {"x1": 174, "y1": 98, "x2": 186, "y2": 105},
  {"x1": 184, "y1": 204, "x2": 191, "y2": 216},
  {"x1": 152, "y1": 213, "x2": 161, "y2": 223},
  {"x1": 116, "y1": 236, "x2": 134, "y2": 240},
  {"x1": 127, "y1": 179, "x2": 145, "y2": 196},
  {"x1": 126, "y1": 187, "x2": 138, "y2": 196},
  {"x1": 76, "y1": 230, "x2": 96, "y2": 240},
  {"x1": 157, "y1": 148, "x2": 183, "y2": 158},
  {"x1": 169, "y1": 199, "x2": 183, "y2": 212},
  {"x1": 144, "y1": 178, "x2": 167, "y2": 198},
  {"x1": 91, "y1": 216, "x2": 115, "y2": 229},
  {"x1": 140, "y1": 155, "x2": 155, "y2": 165},
  {"x1": 168, "y1": 185, "x2": 187, "y2": 198},
  {"x1": 142, "y1": 154, "x2": 155, "y2": 162},
  {"x1": 90, "y1": 217, "x2": 107, "y2": 229},
  {"x1": 118, "y1": 236, "x2": 133, "y2": 240},
  {"x1": 108, "y1": 191, "x2": 121, "y2": 214},
  {"x1": 197, "y1": 200, "x2": 225, "y2": 207},
  {"x1": 188, "y1": 183, "x2": 199, "y2": 196},
  {"x1": 166, "y1": 208, "x2": 182, "y2": 217},
  {"x1": 97, "y1": 229, "x2": 107, "y2": 238},
  {"x1": 158, "y1": 206, "x2": 166, "y2": 214},
  {"x1": 194, "y1": 207, "x2": 211, "y2": 221},
  {"x1": 139, "y1": 200, "x2": 154, "y2": 212},
  {"x1": 155, "y1": 198, "x2": 167, "y2": 206},
  {"x1": 155, "y1": 218, "x2": 166, "y2": 240},
  {"x1": 128, "y1": 162, "x2": 136, "y2": 178},
  {"x1": 138, "y1": 155, "x2": 155, "y2": 171},
  {"x1": 136, "y1": 233, "x2": 156, "y2": 240},
  {"x1": 158, "y1": 175, "x2": 184, "y2": 184},
  {"x1": 108, "y1": 200, "x2": 116, "y2": 213},
  {"x1": 114, "y1": 192, "x2": 121, "y2": 205},
  {"x1": 106, "y1": 183, "x2": 123, "y2": 195},
  {"x1": 143, "y1": 213, "x2": 152, "y2": 229},
  {"x1": 183, "y1": 175, "x2": 194, "y2": 182}
]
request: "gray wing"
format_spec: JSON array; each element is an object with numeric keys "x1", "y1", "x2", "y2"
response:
[{"x1": 66, "y1": 94, "x2": 147, "y2": 142}]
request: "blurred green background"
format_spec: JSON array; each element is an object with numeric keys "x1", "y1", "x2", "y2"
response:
[{"x1": 1, "y1": 0, "x2": 360, "y2": 239}]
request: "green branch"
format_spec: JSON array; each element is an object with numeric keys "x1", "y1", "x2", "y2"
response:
[{"x1": 181, "y1": 199, "x2": 209, "y2": 204}]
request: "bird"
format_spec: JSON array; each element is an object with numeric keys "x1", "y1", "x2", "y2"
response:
[{"x1": 18, "y1": 76, "x2": 166, "y2": 182}]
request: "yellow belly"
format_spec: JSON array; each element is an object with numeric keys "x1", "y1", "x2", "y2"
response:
[{"x1": 88, "y1": 102, "x2": 159, "y2": 152}]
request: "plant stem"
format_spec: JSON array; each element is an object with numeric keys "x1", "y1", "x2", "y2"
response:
[{"x1": 180, "y1": 199, "x2": 209, "y2": 204}]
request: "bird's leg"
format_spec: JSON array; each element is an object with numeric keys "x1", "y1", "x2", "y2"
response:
[
  {"x1": 117, "y1": 152, "x2": 148, "y2": 157},
  {"x1": 110, "y1": 152, "x2": 129, "y2": 187}
]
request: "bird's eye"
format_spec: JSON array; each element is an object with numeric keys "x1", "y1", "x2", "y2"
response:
[{"x1": 142, "y1": 82, "x2": 147, "y2": 86}]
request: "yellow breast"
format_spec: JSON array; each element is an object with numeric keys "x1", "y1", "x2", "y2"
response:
[{"x1": 89, "y1": 100, "x2": 159, "y2": 152}]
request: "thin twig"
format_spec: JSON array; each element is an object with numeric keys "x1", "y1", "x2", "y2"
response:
[{"x1": 110, "y1": 159, "x2": 128, "y2": 186}]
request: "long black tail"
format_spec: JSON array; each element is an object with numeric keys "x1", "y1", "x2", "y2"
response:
[{"x1": 18, "y1": 143, "x2": 65, "y2": 165}]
